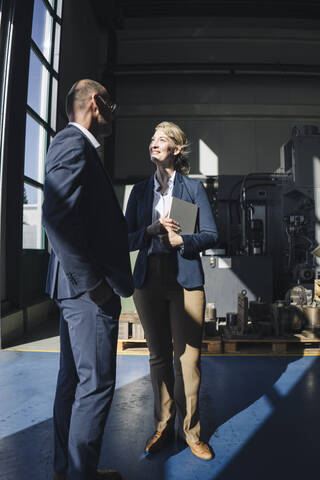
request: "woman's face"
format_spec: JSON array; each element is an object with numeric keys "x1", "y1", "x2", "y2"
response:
[{"x1": 149, "y1": 129, "x2": 181, "y2": 167}]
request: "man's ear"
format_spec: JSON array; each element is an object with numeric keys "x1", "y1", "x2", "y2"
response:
[{"x1": 92, "y1": 93, "x2": 100, "y2": 112}]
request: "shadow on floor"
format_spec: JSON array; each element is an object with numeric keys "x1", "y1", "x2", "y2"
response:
[
  {"x1": 1, "y1": 353, "x2": 319, "y2": 480},
  {"x1": 100, "y1": 354, "x2": 318, "y2": 480},
  {"x1": 6, "y1": 313, "x2": 60, "y2": 350}
]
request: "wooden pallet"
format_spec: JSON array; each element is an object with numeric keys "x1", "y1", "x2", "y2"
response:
[
  {"x1": 223, "y1": 333, "x2": 320, "y2": 355},
  {"x1": 118, "y1": 312, "x2": 221, "y2": 353},
  {"x1": 117, "y1": 338, "x2": 147, "y2": 352},
  {"x1": 117, "y1": 337, "x2": 222, "y2": 353},
  {"x1": 201, "y1": 338, "x2": 223, "y2": 354},
  {"x1": 119, "y1": 312, "x2": 140, "y2": 323}
]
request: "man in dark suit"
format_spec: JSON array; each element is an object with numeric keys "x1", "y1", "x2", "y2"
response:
[{"x1": 42, "y1": 79, "x2": 133, "y2": 480}]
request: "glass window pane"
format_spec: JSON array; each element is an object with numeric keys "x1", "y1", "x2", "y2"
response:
[
  {"x1": 57, "y1": 0, "x2": 63, "y2": 18},
  {"x1": 24, "y1": 114, "x2": 47, "y2": 183},
  {"x1": 23, "y1": 183, "x2": 44, "y2": 249},
  {"x1": 31, "y1": 0, "x2": 53, "y2": 62},
  {"x1": 51, "y1": 77, "x2": 58, "y2": 130},
  {"x1": 27, "y1": 49, "x2": 50, "y2": 120},
  {"x1": 53, "y1": 22, "x2": 61, "y2": 72}
]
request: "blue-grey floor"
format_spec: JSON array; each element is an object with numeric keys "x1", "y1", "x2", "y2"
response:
[{"x1": 0, "y1": 351, "x2": 319, "y2": 480}]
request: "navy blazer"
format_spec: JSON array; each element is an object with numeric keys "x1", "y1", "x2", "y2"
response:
[
  {"x1": 125, "y1": 171, "x2": 218, "y2": 289},
  {"x1": 42, "y1": 125, "x2": 134, "y2": 300}
]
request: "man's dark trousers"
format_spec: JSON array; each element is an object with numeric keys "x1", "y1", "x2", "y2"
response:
[{"x1": 53, "y1": 293, "x2": 121, "y2": 480}]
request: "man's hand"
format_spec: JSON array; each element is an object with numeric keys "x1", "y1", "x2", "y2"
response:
[{"x1": 88, "y1": 279, "x2": 113, "y2": 306}]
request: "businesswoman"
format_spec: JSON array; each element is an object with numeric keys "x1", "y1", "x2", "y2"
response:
[{"x1": 125, "y1": 121, "x2": 218, "y2": 460}]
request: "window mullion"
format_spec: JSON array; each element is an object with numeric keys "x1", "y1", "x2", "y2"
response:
[
  {"x1": 41, "y1": 0, "x2": 61, "y2": 23},
  {"x1": 26, "y1": 105, "x2": 55, "y2": 136},
  {"x1": 31, "y1": 40, "x2": 58, "y2": 79},
  {"x1": 46, "y1": 11, "x2": 57, "y2": 149},
  {"x1": 24, "y1": 175, "x2": 44, "y2": 190}
]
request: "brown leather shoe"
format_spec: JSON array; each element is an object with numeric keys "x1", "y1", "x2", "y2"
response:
[
  {"x1": 187, "y1": 440, "x2": 215, "y2": 460},
  {"x1": 96, "y1": 470, "x2": 123, "y2": 480},
  {"x1": 53, "y1": 474, "x2": 66, "y2": 480},
  {"x1": 145, "y1": 428, "x2": 174, "y2": 454}
]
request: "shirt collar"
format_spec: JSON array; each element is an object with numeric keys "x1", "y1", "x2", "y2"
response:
[
  {"x1": 68, "y1": 122, "x2": 100, "y2": 149},
  {"x1": 154, "y1": 170, "x2": 176, "y2": 192}
]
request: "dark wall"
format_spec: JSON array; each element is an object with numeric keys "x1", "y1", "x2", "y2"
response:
[{"x1": 56, "y1": 0, "x2": 109, "y2": 131}]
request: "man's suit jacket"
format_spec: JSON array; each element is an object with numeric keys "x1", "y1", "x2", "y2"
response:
[
  {"x1": 125, "y1": 171, "x2": 218, "y2": 289},
  {"x1": 42, "y1": 124, "x2": 134, "y2": 300}
]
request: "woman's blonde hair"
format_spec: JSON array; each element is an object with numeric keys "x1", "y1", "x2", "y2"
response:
[{"x1": 155, "y1": 121, "x2": 191, "y2": 175}]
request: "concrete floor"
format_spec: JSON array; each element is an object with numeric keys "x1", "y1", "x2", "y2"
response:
[{"x1": 1, "y1": 325, "x2": 320, "y2": 480}]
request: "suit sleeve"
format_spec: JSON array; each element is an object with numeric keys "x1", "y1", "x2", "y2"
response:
[
  {"x1": 125, "y1": 185, "x2": 149, "y2": 252},
  {"x1": 180, "y1": 181, "x2": 218, "y2": 257},
  {"x1": 42, "y1": 137, "x2": 101, "y2": 293}
]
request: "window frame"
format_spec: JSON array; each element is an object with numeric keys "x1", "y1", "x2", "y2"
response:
[
  {"x1": 23, "y1": 0, "x2": 63, "y2": 250},
  {"x1": 0, "y1": 0, "x2": 15, "y2": 307}
]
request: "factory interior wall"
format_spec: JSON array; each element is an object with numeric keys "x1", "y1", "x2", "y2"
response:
[
  {"x1": 3, "y1": 3, "x2": 320, "y2": 341},
  {"x1": 113, "y1": 17, "x2": 320, "y2": 181}
]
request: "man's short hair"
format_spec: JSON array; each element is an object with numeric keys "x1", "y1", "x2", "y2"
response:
[{"x1": 65, "y1": 79, "x2": 107, "y2": 119}]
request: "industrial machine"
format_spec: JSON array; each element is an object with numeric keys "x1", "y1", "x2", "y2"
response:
[{"x1": 202, "y1": 124, "x2": 320, "y2": 337}]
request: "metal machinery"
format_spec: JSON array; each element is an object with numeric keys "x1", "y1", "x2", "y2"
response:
[{"x1": 202, "y1": 124, "x2": 320, "y2": 337}]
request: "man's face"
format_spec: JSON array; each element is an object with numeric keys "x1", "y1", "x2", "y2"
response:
[{"x1": 94, "y1": 91, "x2": 116, "y2": 137}]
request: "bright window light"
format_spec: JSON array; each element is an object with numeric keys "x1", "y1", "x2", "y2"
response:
[
  {"x1": 27, "y1": 49, "x2": 50, "y2": 120},
  {"x1": 23, "y1": 183, "x2": 44, "y2": 249},
  {"x1": 199, "y1": 138, "x2": 219, "y2": 176},
  {"x1": 31, "y1": 0, "x2": 53, "y2": 62},
  {"x1": 24, "y1": 114, "x2": 47, "y2": 183}
]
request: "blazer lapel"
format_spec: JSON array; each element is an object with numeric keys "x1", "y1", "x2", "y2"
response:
[
  {"x1": 144, "y1": 175, "x2": 154, "y2": 225},
  {"x1": 69, "y1": 125, "x2": 109, "y2": 181},
  {"x1": 172, "y1": 171, "x2": 184, "y2": 199}
]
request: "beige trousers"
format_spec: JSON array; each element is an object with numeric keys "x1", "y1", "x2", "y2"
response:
[{"x1": 133, "y1": 254, "x2": 205, "y2": 443}]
